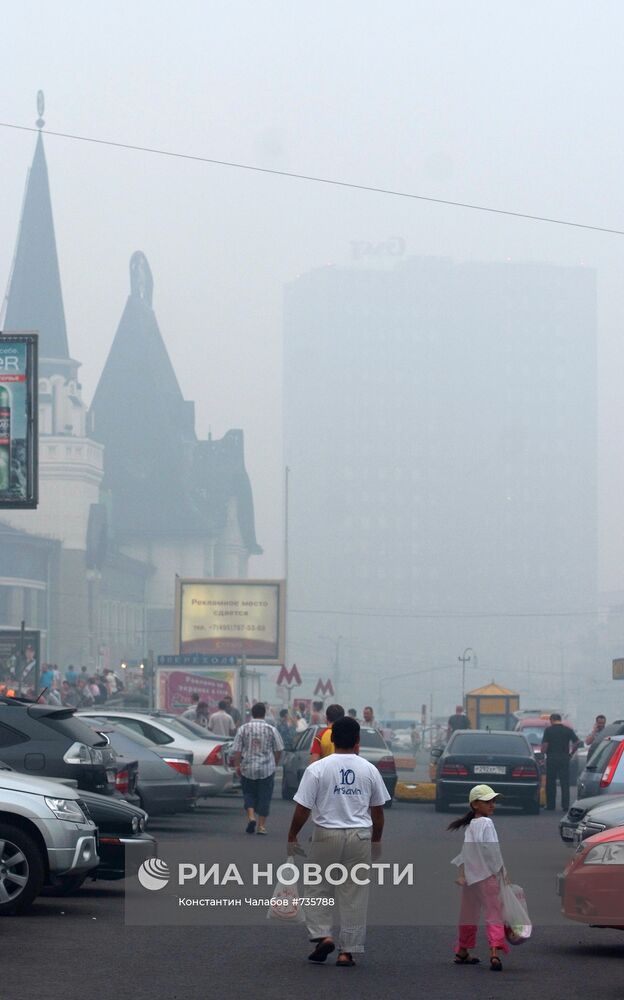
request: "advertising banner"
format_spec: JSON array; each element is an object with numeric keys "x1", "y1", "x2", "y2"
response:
[
  {"x1": 0, "y1": 628, "x2": 41, "y2": 694},
  {"x1": 157, "y1": 668, "x2": 237, "y2": 713},
  {"x1": 176, "y1": 579, "x2": 285, "y2": 664},
  {"x1": 0, "y1": 333, "x2": 38, "y2": 508}
]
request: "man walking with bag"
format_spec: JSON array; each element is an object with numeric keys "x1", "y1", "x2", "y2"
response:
[{"x1": 287, "y1": 715, "x2": 390, "y2": 967}]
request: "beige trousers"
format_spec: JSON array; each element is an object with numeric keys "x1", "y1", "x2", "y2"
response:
[{"x1": 304, "y1": 825, "x2": 372, "y2": 954}]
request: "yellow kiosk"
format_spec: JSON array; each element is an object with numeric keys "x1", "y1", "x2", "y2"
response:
[{"x1": 465, "y1": 681, "x2": 520, "y2": 731}]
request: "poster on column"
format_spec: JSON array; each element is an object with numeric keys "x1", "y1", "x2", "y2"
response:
[
  {"x1": 175, "y1": 579, "x2": 285, "y2": 664},
  {"x1": 0, "y1": 333, "x2": 38, "y2": 508}
]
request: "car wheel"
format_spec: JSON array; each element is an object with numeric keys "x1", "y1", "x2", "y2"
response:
[
  {"x1": 281, "y1": 777, "x2": 294, "y2": 800},
  {"x1": 0, "y1": 823, "x2": 45, "y2": 916},
  {"x1": 434, "y1": 794, "x2": 449, "y2": 813},
  {"x1": 42, "y1": 873, "x2": 88, "y2": 897}
]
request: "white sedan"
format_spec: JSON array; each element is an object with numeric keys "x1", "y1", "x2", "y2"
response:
[{"x1": 77, "y1": 710, "x2": 234, "y2": 797}]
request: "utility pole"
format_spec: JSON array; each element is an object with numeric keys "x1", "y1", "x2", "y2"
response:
[{"x1": 458, "y1": 647, "x2": 473, "y2": 705}]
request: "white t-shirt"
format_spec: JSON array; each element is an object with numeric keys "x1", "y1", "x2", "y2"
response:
[
  {"x1": 451, "y1": 816, "x2": 504, "y2": 885},
  {"x1": 294, "y1": 752, "x2": 390, "y2": 828}
]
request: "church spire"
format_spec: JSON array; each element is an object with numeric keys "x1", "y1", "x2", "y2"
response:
[{"x1": 2, "y1": 92, "x2": 71, "y2": 367}]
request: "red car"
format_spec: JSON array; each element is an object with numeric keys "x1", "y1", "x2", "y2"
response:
[{"x1": 559, "y1": 826, "x2": 624, "y2": 929}]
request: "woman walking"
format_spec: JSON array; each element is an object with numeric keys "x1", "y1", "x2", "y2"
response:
[{"x1": 449, "y1": 784, "x2": 509, "y2": 972}]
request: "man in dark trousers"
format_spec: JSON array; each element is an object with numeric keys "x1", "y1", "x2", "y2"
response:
[{"x1": 540, "y1": 713, "x2": 581, "y2": 811}]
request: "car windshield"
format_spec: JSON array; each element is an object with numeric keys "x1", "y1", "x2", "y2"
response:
[
  {"x1": 586, "y1": 738, "x2": 620, "y2": 771},
  {"x1": 168, "y1": 716, "x2": 223, "y2": 740},
  {"x1": 359, "y1": 728, "x2": 388, "y2": 749},
  {"x1": 450, "y1": 733, "x2": 529, "y2": 755},
  {"x1": 149, "y1": 715, "x2": 207, "y2": 740},
  {"x1": 519, "y1": 727, "x2": 545, "y2": 744},
  {"x1": 83, "y1": 719, "x2": 155, "y2": 749}
]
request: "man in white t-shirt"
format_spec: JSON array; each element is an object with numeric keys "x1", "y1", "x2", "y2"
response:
[{"x1": 287, "y1": 715, "x2": 390, "y2": 967}]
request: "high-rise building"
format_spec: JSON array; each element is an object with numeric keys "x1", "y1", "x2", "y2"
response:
[{"x1": 284, "y1": 256, "x2": 597, "y2": 712}]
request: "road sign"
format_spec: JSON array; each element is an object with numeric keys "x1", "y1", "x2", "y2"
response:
[
  {"x1": 613, "y1": 659, "x2": 624, "y2": 680},
  {"x1": 314, "y1": 678, "x2": 334, "y2": 697},
  {"x1": 157, "y1": 654, "x2": 238, "y2": 667},
  {"x1": 277, "y1": 663, "x2": 302, "y2": 687}
]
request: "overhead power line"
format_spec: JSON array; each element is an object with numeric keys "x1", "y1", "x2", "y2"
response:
[{"x1": 1, "y1": 120, "x2": 623, "y2": 237}]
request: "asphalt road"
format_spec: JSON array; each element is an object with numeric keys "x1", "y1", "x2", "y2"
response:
[{"x1": 2, "y1": 794, "x2": 623, "y2": 1000}]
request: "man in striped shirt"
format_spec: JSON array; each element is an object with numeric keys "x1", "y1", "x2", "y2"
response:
[{"x1": 231, "y1": 702, "x2": 284, "y2": 835}]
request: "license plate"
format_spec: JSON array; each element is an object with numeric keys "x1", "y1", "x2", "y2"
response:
[
  {"x1": 474, "y1": 765, "x2": 506, "y2": 775},
  {"x1": 561, "y1": 826, "x2": 574, "y2": 840}
]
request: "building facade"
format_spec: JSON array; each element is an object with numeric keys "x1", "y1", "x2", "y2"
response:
[
  {"x1": 0, "y1": 105, "x2": 260, "y2": 670},
  {"x1": 284, "y1": 256, "x2": 598, "y2": 712}
]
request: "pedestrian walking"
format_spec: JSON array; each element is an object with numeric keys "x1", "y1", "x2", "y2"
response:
[
  {"x1": 449, "y1": 784, "x2": 508, "y2": 972},
  {"x1": 182, "y1": 692, "x2": 200, "y2": 719},
  {"x1": 276, "y1": 708, "x2": 296, "y2": 750},
  {"x1": 540, "y1": 713, "x2": 581, "y2": 811},
  {"x1": 230, "y1": 702, "x2": 284, "y2": 835},
  {"x1": 309, "y1": 703, "x2": 345, "y2": 762},
  {"x1": 287, "y1": 715, "x2": 390, "y2": 967},
  {"x1": 208, "y1": 700, "x2": 236, "y2": 737},
  {"x1": 222, "y1": 695, "x2": 242, "y2": 729},
  {"x1": 194, "y1": 700, "x2": 210, "y2": 728}
]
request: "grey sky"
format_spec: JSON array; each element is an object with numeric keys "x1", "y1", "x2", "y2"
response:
[{"x1": 0, "y1": 0, "x2": 623, "y2": 594}]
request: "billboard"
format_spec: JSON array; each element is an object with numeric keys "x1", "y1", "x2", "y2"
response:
[
  {"x1": 156, "y1": 667, "x2": 237, "y2": 714},
  {"x1": 0, "y1": 629, "x2": 41, "y2": 695},
  {"x1": 175, "y1": 579, "x2": 285, "y2": 664},
  {"x1": 0, "y1": 333, "x2": 38, "y2": 508}
]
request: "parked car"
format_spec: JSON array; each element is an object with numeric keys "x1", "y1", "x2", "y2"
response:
[
  {"x1": 78, "y1": 710, "x2": 234, "y2": 797},
  {"x1": 432, "y1": 730, "x2": 540, "y2": 813},
  {"x1": 559, "y1": 794, "x2": 618, "y2": 843},
  {"x1": 577, "y1": 735, "x2": 624, "y2": 801},
  {"x1": 81, "y1": 717, "x2": 199, "y2": 815},
  {"x1": 0, "y1": 695, "x2": 117, "y2": 794},
  {"x1": 573, "y1": 797, "x2": 624, "y2": 845},
  {"x1": 0, "y1": 761, "x2": 98, "y2": 914},
  {"x1": 45, "y1": 787, "x2": 156, "y2": 894},
  {"x1": 558, "y1": 825, "x2": 624, "y2": 929},
  {"x1": 281, "y1": 725, "x2": 397, "y2": 804}
]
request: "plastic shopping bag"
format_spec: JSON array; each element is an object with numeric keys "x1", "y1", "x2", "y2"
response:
[
  {"x1": 500, "y1": 881, "x2": 532, "y2": 945},
  {"x1": 267, "y1": 857, "x2": 305, "y2": 923}
]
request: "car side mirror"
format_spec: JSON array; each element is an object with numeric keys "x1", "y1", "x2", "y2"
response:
[{"x1": 430, "y1": 747, "x2": 443, "y2": 758}]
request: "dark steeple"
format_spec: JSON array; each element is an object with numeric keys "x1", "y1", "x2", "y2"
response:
[
  {"x1": 2, "y1": 92, "x2": 71, "y2": 370},
  {"x1": 91, "y1": 251, "x2": 201, "y2": 535},
  {"x1": 91, "y1": 250, "x2": 261, "y2": 554}
]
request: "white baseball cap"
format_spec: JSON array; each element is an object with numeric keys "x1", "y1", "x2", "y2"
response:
[{"x1": 469, "y1": 784, "x2": 501, "y2": 804}]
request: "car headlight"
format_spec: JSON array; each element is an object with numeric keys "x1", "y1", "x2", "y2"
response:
[
  {"x1": 131, "y1": 816, "x2": 139, "y2": 833},
  {"x1": 584, "y1": 842, "x2": 624, "y2": 865},
  {"x1": 45, "y1": 797, "x2": 87, "y2": 823}
]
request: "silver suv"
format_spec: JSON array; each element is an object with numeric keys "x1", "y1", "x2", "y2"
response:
[{"x1": 0, "y1": 765, "x2": 98, "y2": 914}]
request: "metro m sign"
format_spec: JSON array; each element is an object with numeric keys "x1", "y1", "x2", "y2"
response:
[
  {"x1": 314, "y1": 678, "x2": 334, "y2": 697},
  {"x1": 277, "y1": 663, "x2": 302, "y2": 688}
]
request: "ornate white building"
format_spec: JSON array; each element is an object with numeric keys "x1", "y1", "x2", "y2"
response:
[{"x1": 0, "y1": 98, "x2": 261, "y2": 669}]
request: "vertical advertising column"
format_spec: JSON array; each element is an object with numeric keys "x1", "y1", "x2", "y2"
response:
[{"x1": 0, "y1": 333, "x2": 38, "y2": 509}]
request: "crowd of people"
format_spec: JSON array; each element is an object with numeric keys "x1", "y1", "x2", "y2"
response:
[{"x1": 0, "y1": 662, "x2": 149, "y2": 708}]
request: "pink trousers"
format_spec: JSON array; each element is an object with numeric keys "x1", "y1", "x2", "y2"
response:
[{"x1": 455, "y1": 875, "x2": 509, "y2": 954}]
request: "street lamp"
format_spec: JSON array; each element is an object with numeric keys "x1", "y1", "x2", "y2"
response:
[{"x1": 458, "y1": 648, "x2": 474, "y2": 705}]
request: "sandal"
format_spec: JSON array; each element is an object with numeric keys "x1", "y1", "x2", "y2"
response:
[
  {"x1": 454, "y1": 952, "x2": 480, "y2": 965},
  {"x1": 490, "y1": 956, "x2": 503, "y2": 972},
  {"x1": 336, "y1": 952, "x2": 356, "y2": 967}
]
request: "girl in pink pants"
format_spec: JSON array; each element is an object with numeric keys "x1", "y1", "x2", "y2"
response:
[{"x1": 449, "y1": 783, "x2": 509, "y2": 972}]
